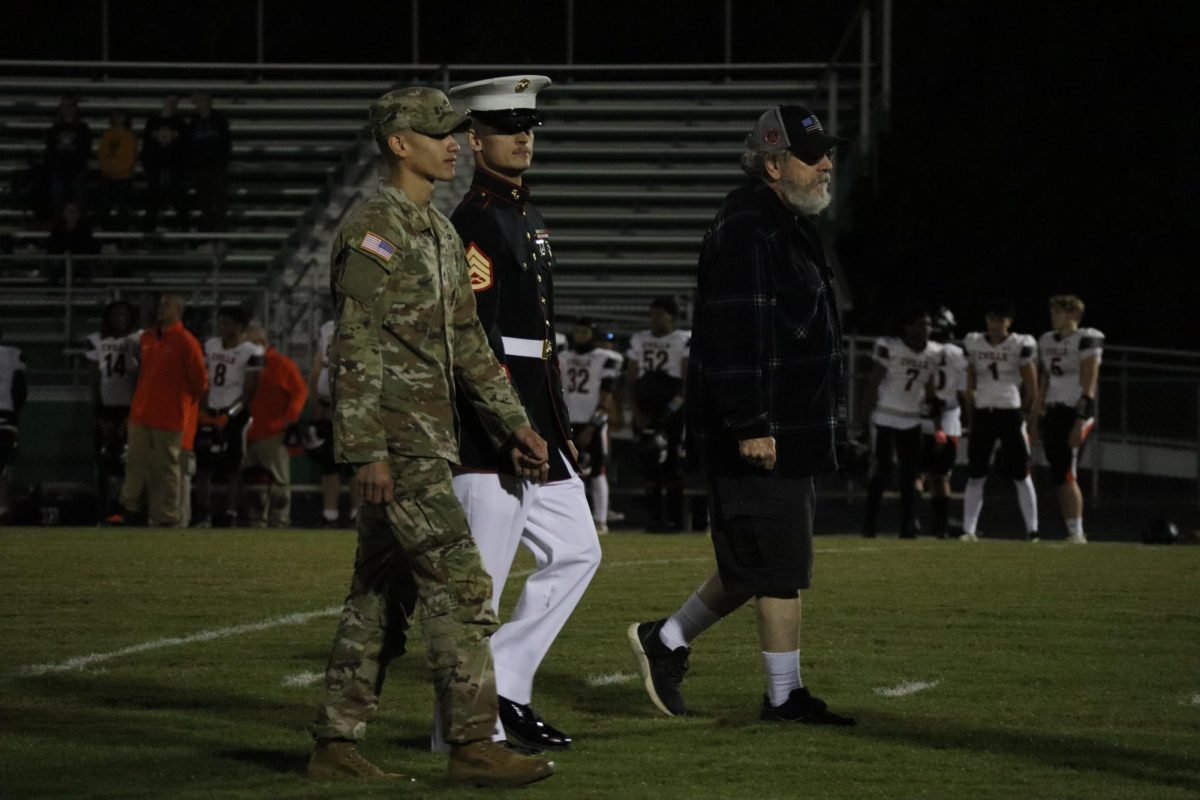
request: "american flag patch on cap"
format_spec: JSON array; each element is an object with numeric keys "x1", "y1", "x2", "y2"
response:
[
  {"x1": 360, "y1": 231, "x2": 397, "y2": 261},
  {"x1": 801, "y1": 115, "x2": 823, "y2": 132}
]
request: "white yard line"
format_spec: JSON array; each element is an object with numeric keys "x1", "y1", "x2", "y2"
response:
[
  {"x1": 587, "y1": 672, "x2": 636, "y2": 687},
  {"x1": 13, "y1": 606, "x2": 342, "y2": 678},
  {"x1": 13, "y1": 544, "x2": 921, "y2": 679},
  {"x1": 874, "y1": 679, "x2": 941, "y2": 698},
  {"x1": 281, "y1": 671, "x2": 324, "y2": 688}
]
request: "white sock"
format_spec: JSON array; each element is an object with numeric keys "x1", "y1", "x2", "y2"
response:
[
  {"x1": 323, "y1": 508, "x2": 338, "y2": 522},
  {"x1": 762, "y1": 650, "x2": 803, "y2": 707},
  {"x1": 963, "y1": 477, "x2": 986, "y2": 534},
  {"x1": 1014, "y1": 476, "x2": 1038, "y2": 533},
  {"x1": 591, "y1": 474, "x2": 610, "y2": 525},
  {"x1": 1065, "y1": 517, "x2": 1084, "y2": 536},
  {"x1": 659, "y1": 592, "x2": 721, "y2": 650}
]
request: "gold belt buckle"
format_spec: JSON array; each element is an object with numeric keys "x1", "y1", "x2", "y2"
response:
[{"x1": 541, "y1": 339, "x2": 553, "y2": 360}]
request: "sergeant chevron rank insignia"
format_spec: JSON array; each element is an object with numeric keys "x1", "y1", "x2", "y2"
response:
[{"x1": 465, "y1": 242, "x2": 493, "y2": 292}]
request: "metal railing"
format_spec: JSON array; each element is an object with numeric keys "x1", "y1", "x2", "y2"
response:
[{"x1": 0, "y1": 252, "x2": 272, "y2": 383}]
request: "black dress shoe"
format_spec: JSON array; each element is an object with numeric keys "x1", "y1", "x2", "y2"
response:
[{"x1": 498, "y1": 696, "x2": 572, "y2": 751}]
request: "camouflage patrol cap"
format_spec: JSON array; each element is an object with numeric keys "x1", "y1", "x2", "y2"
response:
[{"x1": 369, "y1": 86, "x2": 471, "y2": 138}]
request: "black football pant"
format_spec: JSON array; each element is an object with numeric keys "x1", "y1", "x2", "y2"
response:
[{"x1": 864, "y1": 423, "x2": 922, "y2": 536}]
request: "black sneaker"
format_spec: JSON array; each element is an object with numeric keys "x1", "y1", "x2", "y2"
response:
[
  {"x1": 627, "y1": 619, "x2": 689, "y2": 716},
  {"x1": 760, "y1": 687, "x2": 856, "y2": 726}
]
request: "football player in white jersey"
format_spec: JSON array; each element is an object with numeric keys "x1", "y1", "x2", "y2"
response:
[
  {"x1": 0, "y1": 327, "x2": 27, "y2": 521},
  {"x1": 1031, "y1": 294, "x2": 1103, "y2": 543},
  {"x1": 961, "y1": 300, "x2": 1040, "y2": 541},
  {"x1": 306, "y1": 319, "x2": 359, "y2": 526},
  {"x1": 194, "y1": 306, "x2": 263, "y2": 526},
  {"x1": 860, "y1": 306, "x2": 940, "y2": 537},
  {"x1": 626, "y1": 296, "x2": 691, "y2": 531},
  {"x1": 562, "y1": 319, "x2": 623, "y2": 533},
  {"x1": 85, "y1": 301, "x2": 142, "y2": 518},
  {"x1": 919, "y1": 306, "x2": 969, "y2": 538}
]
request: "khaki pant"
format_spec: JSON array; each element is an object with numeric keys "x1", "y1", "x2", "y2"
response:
[
  {"x1": 313, "y1": 456, "x2": 499, "y2": 745},
  {"x1": 121, "y1": 424, "x2": 183, "y2": 527},
  {"x1": 244, "y1": 433, "x2": 291, "y2": 527},
  {"x1": 178, "y1": 450, "x2": 196, "y2": 528}
]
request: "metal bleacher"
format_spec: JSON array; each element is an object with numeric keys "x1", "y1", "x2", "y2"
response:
[
  {"x1": 0, "y1": 60, "x2": 876, "y2": 387},
  {"x1": 0, "y1": 66, "x2": 388, "y2": 382},
  {"x1": 271, "y1": 66, "x2": 868, "y2": 362}
]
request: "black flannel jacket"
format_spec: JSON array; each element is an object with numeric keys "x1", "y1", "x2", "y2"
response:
[{"x1": 687, "y1": 180, "x2": 846, "y2": 479}]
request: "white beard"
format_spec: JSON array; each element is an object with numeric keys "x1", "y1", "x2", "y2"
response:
[{"x1": 780, "y1": 177, "x2": 832, "y2": 216}]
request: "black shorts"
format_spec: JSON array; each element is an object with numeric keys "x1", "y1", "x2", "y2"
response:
[
  {"x1": 94, "y1": 405, "x2": 130, "y2": 472},
  {"x1": 920, "y1": 432, "x2": 959, "y2": 476},
  {"x1": 195, "y1": 407, "x2": 250, "y2": 475},
  {"x1": 0, "y1": 412, "x2": 16, "y2": 474},
  {"x1": 870, "y1": 424, "x2": 922, "y2": 482},
  {"x1": 709, "y1": 475, "x2": 814, "y2": 594},
  {"x1": 1040, "y1": 404, "x2": 1093, "y2": 486},
  {"x1": 967, "y1": 408, "x2": 1030, "y2": 480},
  {"x1": 570, "y1": 421, "x2": 609, "y2": 473},
  {"x1": 304, "y1": 419, "x2": 345, "y2": 476}
]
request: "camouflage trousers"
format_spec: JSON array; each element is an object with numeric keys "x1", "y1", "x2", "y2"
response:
[{"x1": 312, "y1": 456, "x2": 500, "y2": 745}]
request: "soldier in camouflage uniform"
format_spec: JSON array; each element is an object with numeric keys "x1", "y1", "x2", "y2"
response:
[{"x1": 307, "y1": 86, "x2": 555, "y2": 789}]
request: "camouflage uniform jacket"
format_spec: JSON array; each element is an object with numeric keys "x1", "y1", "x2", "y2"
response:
[{"x1": 330, "y1": 182, "x2": 529, "y2": 464}]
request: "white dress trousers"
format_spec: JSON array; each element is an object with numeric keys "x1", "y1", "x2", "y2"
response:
[{"x1": 431, "y1": 451, "x2": 601, "y2": 749}]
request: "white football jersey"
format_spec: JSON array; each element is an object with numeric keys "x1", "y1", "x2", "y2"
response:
[
  {"x1": 627, "y1": 329, "x2": 690, "y2": 380},
  {"x1": 204, "y1": 337, "x2": 265, "y2": 410},
  {"x1": 561, "y1": 348, "x2": 624, "y2": 423},
  {"x1": 86, "y1": 330, "x2": 142, "y2": 407},
  {"x1": 316, "y1": 320, "x2": 335, "y2": 401},
  {"x1": 964, "y1": 331, "x2": 1037, "y2": 409},
  {"x1": 920, "y1": 341, "x2": 969, "y2": 436},
  {"x1": 1038, "y1": 327, "x2": 1104, "y2": 406},
  {"x1": 871, "y1": 336, "x2": 937, "y2": 430},
  {"x1": 0, "y1": 344, "x2": 25, "y2": 413}
]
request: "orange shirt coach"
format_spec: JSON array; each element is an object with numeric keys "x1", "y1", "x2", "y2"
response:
[{"x1": 117, "y1": 295, "x2": 207, "y2": 527}]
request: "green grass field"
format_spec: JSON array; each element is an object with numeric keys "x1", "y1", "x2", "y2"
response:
[{"x1": 1, "y1": 527, "x2": 1198, "y2": 799}]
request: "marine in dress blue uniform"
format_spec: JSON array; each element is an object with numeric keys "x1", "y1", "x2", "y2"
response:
[{"x1": 434, "y1": 74, "x2": 602, "y2": 754}]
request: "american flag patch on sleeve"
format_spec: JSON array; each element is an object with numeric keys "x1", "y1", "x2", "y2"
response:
[{"x1": 359, "y1": 231, "x2": 397, "y2": 261}]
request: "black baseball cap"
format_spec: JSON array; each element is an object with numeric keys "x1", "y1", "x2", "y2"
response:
[{"x1": 748, "y1": 105, "x2": 848, "y2": 165}]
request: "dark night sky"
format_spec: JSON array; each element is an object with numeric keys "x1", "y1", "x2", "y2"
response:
[{"x1": 4, "y1": 1, "x2": 1196, "y2": 347}]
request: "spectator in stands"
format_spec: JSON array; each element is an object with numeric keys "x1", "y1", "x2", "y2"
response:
[
  {"x1": 0, "y1": 327, "x2": 28, "y2": 522},
  {"x1": 242, "y1": 325, "x2": 307, "y2": 527},
  {"x1": 97, "y1": 109, "x2": 137, "y2": 230},
  {"x1": 45, "y1": 202, "x2": 98, "y2": 284},
  {"x1": 188, "y1": 93, "x2": 232, "y2": 232},
  {"x1": 44, "y1": 95, "x2": 92, "y2": 217},
  {"x1": 108, "y1": 293, "x2": 208, "y2": 527},
  {"x1": 86, "y1": 300, "x2": 142, "y2": 520},
  {"x1": 141, "y1": 95, "x2": 189, "y2": 232}
]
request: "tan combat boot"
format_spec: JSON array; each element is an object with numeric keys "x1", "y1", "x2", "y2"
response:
[
  {"x1": 307, "y1": 739, "x2": 412, "y2": 781},
  {"x1": 447, "y1": 740, "x2": 555, "y2": 787}
]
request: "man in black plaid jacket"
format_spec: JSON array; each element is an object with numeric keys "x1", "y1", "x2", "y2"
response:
[{"x1": 629, "y1": 105, "x2": 856, "y2": 726}]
